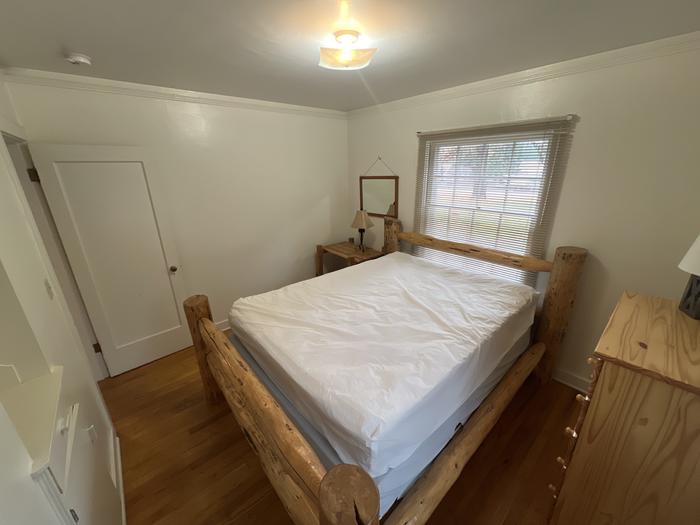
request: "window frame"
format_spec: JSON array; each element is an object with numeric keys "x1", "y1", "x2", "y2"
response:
[{"x1": 413, "y1": 116, "x2": 576, "y2": 285}]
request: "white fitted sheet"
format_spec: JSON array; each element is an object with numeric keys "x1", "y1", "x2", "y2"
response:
[{"x1": 229, "y1": 251, "x2": 537, "y2": 478}]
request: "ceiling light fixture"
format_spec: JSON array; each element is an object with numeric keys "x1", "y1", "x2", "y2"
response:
[
  {"x1": 65, "y1": 52, "x2": 92, "y2": 66},
  {"x1": 319, "y1": 2, "x2": 376, "y2": 71},
  {"x1": 320, "y1": 30, "x2": 377, "y2": 70}
]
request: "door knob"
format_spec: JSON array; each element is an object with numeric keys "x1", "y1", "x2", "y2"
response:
[{"x1": 169, "y1": 265, "x2": 178, "y2": 273}]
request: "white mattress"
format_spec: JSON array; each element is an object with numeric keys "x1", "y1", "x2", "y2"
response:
[
  {"x1": 229, "y1": 327, "x2": 531, "y2": 515},
  {"x1": 229, "y1": 251, "x2": 537, "y2": 479}
]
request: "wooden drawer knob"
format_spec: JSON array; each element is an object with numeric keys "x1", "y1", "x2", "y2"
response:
[
  {"x1": 556, "y1": 456, "x2": 567, "y2": 469},
  {"x1": 564, "y1": 426, "x2": 578, "y2": 439}
]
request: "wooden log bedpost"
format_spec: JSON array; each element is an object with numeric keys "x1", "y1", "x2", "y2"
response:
[
  {"x1": 383, "y1": 217, "x2": 402, "y2": 254},
  {"x1": 184, "y1": 294, "x2": 381, "y2": 525},
  {"x1": 183, "y1": 294, "x2": 222, "y2": 405},
  {"x1": 320, "y1": 465, "x2": 380, "y2": 525},
  {"x1": 534, "y1": 246, "x2": 588, "y2": 382}
]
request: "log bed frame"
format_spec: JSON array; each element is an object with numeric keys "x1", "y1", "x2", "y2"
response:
[{"x1": 183, "y1": 217, "x2": 587, "y2": 525}]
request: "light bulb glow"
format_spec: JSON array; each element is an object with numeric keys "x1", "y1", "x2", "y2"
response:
[{"x1": 339, "y1": 48, "x2": 353, "y2": 63}]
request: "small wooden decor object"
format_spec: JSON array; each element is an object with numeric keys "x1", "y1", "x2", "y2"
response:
[
  {"x1": 185, "y1": 217, "x2": 587, "y2": 525},
  {"x1": 549, "y1": 292, "x2": 700, "y2": 524}
]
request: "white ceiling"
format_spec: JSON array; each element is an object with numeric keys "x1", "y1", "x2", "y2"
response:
[{"x1": 1, "y1": 0, "x2": 699, "y2": 111}]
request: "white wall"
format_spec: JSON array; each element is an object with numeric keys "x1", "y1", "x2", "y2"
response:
[
  {"x1": 0, "y1": 406, "x2": 55, "y2": 525},
  {"x1": 348, "y1": 40, "x2": 700, "y2": 388},
  {"x1": 6, "y1": 142, "x2": 108, "y2": 380},
  {"x1": 5, "y1": 76, "x2": 349, "y2": 329},
  {"x1": 0, "y1": 260, "x2": 49, "y2": 388},
  {"x1": 0, "y1": 72, "x2": 23, "y2": 137}
]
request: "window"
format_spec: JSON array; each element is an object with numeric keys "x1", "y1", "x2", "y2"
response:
[{"x1": 414, "y1": 116, "x2": 575, "y2": 285}]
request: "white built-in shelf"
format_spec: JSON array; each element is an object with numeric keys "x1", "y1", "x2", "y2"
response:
[{"x1": 0, "y1": 366, "x2": 63, "y2": 470}]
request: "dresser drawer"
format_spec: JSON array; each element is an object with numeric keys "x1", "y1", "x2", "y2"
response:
[{"x1": 547, "y1": 356, "x2": 601, "y2": 504}]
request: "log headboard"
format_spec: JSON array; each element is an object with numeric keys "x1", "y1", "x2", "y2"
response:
[{"x1": 383, "y1": 216, "x2": 587, "y2": 380}]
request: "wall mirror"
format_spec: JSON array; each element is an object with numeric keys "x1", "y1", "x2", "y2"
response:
[{"x1": 360, "y1": 176, "x2": 399, "y2": 218}]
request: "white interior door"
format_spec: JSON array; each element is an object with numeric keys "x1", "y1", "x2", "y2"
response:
[{"x1": 30, "y1": 145, "x2": 190, "y2": 375}]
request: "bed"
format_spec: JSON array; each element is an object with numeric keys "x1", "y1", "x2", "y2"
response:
[{"x1": 183, "y1": 217, "x2": 586, "y2": 525}]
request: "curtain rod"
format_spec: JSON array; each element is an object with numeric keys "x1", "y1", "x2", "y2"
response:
[{"x1": 416, "y1": 114, "x2": 578, "y2": 137}]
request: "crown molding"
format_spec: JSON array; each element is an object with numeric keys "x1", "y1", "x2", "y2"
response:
[
  {"x1": 0, "y1": 71, "x2": 26, "y2": 138},
  {"x1": 2, "y1": 31, "x2": 699, "y2": 120},
  {"x1": 0, "y1": 68, "x2": 347, "y2": 120},
  {"x1": 348, "y1": 30, "x2": 700, "y2": 117}
]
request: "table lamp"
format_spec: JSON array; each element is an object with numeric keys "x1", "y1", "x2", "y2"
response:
[
  {"x1": 351, "y1": 210, "x2": 373, "y2": 252},
  {"x1": 679, "y1": 233, "x2": 700, "y2": 319}
]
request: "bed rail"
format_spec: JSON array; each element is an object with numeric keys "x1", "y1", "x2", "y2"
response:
[
  {"x1": 395, "y1": 230, "x2": 554, "y2": 272},
  {"x1": 383, "y1": 343, "x2": 545, "y2": 525}
]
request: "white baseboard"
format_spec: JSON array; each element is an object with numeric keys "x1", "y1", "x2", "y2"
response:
[
  {"x1": 553, "y1": 368, "x2": 589, "y2": 393},
  {"x1": 114, "y1": 433, "x2": 126, "y2": 525}
]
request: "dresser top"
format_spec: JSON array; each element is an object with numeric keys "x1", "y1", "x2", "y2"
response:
[{"x1": 594, "y1": 292, "x2": 700, "y2": 394}]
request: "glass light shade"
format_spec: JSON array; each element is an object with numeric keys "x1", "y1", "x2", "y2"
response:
[
  {"x1": 319, "y1": 47, "x2": 377, "y2": 70},
  {"x1": 679, "y1": 234, "x2": 700, "y2": 275}
]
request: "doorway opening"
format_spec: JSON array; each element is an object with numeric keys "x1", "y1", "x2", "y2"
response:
[
  {"x1": 3, "y1": 136, "x2": 108, "y2": 380},
  {"x1": 6, "y1": 142, "x2": 191, "y2": 376}
]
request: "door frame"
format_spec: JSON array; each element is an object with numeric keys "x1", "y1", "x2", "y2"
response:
[
  {"x1": 30, "y1": 144, "x2": 190, "y2": 375},
  {"x1": 6, "y1": 140, "x2": 110, "y2": 380}
]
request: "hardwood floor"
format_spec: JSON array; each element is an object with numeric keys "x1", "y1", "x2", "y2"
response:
[{"x1": 100, "y1": 347, "x2": 580, "y2": 525}]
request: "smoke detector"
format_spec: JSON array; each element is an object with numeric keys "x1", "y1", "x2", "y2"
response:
[{"x1": 65, "y1": 53, "x2": 92, "y2": 66}]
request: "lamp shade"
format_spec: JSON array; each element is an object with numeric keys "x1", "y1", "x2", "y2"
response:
[
  {"x1": 351, "y1": 210, "x2": 374, "y2": 230},
  {"x1": 679, "y1": 234, "x2": 700, "y2": 275}
]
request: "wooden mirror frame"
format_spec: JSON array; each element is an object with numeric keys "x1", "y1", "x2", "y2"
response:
[{"x1": 359, "y1": 175, "x2": 399, "y2": 219}]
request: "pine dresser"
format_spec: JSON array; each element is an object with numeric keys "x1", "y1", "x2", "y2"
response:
[{"x1": 549, "y1": 292, "x2": 700, "y2": 524}]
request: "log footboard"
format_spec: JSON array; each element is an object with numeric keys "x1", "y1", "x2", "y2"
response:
[
  {"x1": 184, "y1": 296, "x2": 549, "y2": 525},
  {"x1": 184, "y1": 295, "x2": 379, "y2": 525}
]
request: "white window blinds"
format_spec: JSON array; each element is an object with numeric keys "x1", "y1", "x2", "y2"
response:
[{"x1": 414, "y1": 116, "x2": 576, "y2": 285}]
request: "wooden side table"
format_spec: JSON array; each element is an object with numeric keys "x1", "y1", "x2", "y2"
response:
[{"x1": 315, "y1": 238, "x2": 383, "y2": 276}]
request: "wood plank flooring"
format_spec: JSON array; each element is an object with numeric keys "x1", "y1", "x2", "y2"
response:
[{"x1": 99, "y1": 347, "x2": 580, "y2": 525}]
